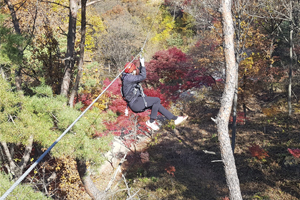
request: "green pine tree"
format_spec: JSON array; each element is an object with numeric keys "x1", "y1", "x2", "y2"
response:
[{"x1": 0, "y1": 77, "x2": 115, "y2": 197}]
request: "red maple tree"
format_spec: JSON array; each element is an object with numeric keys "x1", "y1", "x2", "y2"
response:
[{"x1": 145, "y1": 47, "x2": 214, "y2": 101}]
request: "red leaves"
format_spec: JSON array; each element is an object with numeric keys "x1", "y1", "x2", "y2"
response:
[
  {"x1": 146, "y1": 47, "x2": 214, "y2": 101},
  {"x1": 229, "y1": 112, "x2": 247, "y2": 125},
  {"x1": 248, "y1": 144, "x2": 269, "y2": 160},
  {"x1": 287, "y1": 148, "x2": 300, "y2": 158},
  {"x1": 74, "y1": 93, "x2": 93, "y2": 111},
  {"x1": 165, "y1": 165, "x2": 176, "y2": 177},
  {"x1": 123, "y1": 138, "x2": 136, "y2": 148},
  {"x1": 93, "y1": 131, "x2": 107, "y2": 138}
]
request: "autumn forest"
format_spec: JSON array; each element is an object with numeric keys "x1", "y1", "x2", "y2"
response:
[{"x1": 1, "y1": 0, "x2": 300, "y2": 199}]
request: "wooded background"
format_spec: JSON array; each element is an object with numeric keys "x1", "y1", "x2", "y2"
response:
[{"x1": 1, "y1": 0, "x2": 300, "y2": 199}]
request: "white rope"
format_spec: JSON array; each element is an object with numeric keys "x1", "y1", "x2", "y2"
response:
[{"x1": 0, "y1": 3, "x2": 162, "y2": 199}]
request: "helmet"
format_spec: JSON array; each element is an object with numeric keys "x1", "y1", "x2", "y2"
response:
[{"x1": 124, "y1": 62, "x2": 137, "y2": 73}]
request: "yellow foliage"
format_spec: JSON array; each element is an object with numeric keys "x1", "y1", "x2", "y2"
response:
[
  {"x1": 93, "y1": 94, "x2": 109, "y2": 111},
  {"x1": 262, "y1": 106, "x2": 279, "y2": 117},
  {"x1": 48, "y1": 156, "x2": 87, "y2": 199},
  {"x1": 198, "y1": 58, "x2": 211, "y2": 63},
  {"x1": 51, "y1": 0, "x2": 68, "y2": 12},
  {"x1": 240, "y1": 52, "x2": 266, "y2": 77},
  {"x1": 78, "y1": 7, "x2": 106, "y2": 52},
  {"x1": 150, "y1": 7, "x2": 175, "y2": 45}
]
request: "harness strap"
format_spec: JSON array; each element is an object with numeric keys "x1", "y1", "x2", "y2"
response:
[{"x1": 137, "y1": 84, "x2": 147, "y2": 108}]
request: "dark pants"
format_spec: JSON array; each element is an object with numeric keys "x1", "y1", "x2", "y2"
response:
[{"x1": 129, "y1": 96, "x2": 176, "y2": 120}]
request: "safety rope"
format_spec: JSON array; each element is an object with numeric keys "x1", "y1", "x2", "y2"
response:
[{"x1": 0, "y1": 3, "x2": 162, "y2": 199}]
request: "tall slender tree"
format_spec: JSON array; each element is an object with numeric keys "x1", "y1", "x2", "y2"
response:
[
  {"x1": 69, "y1": 0, "x2": 87, "y2": 107},
  {"x1": 4, "y1": 0, "x2": 23, "y2": 91},
  {"x1": 216, "y1": 0, "x2": 242, "y2": 199},
  {"x1": 61, "y1": 0, "x2": 79, "y2": 97},
  {"x1": 70, "y1": 0, "x2": 107, "y2": 199},
  {"x1": 231, "y1": 0, "x2": 254, "y2": 152},
  {"x1": 288, "y1": 0, "x2": 293, "y2": 116}
]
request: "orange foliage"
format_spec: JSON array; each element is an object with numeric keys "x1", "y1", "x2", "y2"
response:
[
  {"x1": 165, "y1": 165, "x2": 176, "y2": 177},
  {"x1": 262, "y1": 106, "x2": 279, "y2": 117},
  {"x1": 189, "y1": 14, "x2": 223, "y2": 74},
  {"x1": 102, "y1": 5, "x2": 125, "y2": 19},
  {"x1": 122, "y1": 0, "x2": 138, "y2": 2},
  {"x1": 249, "y1": 144, "x2": 269, "y2": 160},
  {"x1": 37, "y1": 156, "x2": 86, "y2": 199},
  {"x1": 52, "y1": 156, "x2": 86, "y2": 199}
]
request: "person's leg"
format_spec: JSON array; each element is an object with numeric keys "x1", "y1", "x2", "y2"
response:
[
  {"x1": 145, "y1": 97, "x2": 188, "y2": 125},
  {"x1": 144, "y1": 97, "x2": 177, "y2": 121},
  {"x1": 129, "y1": 97, "x2": 146, "y2": 112}
]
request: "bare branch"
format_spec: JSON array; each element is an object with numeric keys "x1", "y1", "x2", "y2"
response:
[
  {"x1": 78, "y1": 0, "x2": 102, "y2": 9},
  {"x1": 122, "y1": 173, "x2": 132, "y2": 197},
  {"x1": 40, "y1": 0, "x2": 69, "y2": 9},
  {"x1": 203, "y1": 150, "x2": 217, "y2": 155},
  {"x1": 0, "y1": 141, "x2": 18, "y2": 174},
  {"x1": 211, "y1": 117, "x2": 217, "y2": 123},
  {"x1": 105, "y1": 153, "x2": 127, "y2": 192},
  {"x1": 211, "y1": 160, "x2": 223, "y2": 163},
  {"x1": 19, "y1": 135, "x2": 34, "y2": 171},
  {"x1": 126, "y1": 189, "x2": 140, "y2": 200}
]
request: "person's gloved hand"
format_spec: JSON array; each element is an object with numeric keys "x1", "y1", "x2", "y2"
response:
[{"x1": 140, "y1": 56, "x2": 145, "y2": 67}]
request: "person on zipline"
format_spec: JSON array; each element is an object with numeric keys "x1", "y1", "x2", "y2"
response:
[{"x1": 121, "y1": 56, "x2": 188, "y2": 131}]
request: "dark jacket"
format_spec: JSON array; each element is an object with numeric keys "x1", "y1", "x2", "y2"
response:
[{"x1": 121, "y1": 65, "x2": 146, "y2": 106}]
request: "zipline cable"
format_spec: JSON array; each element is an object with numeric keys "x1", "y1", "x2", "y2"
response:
[
  {"x1": 141, "y1": 2, "x2": 162, "y2": 52},
  {"x1": 1, "y1": 3, "x2": 162, "y2": 199}
]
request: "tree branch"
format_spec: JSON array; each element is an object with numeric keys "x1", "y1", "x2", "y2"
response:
[
  {"x1": 105, "y1": 153, "x2": 127, "y2": 192},
  {"x1": 40, "y1": 0, "x2": 69, "y2": 8},
  {"x1": 19, "y1": 135, "x2": 34, "y2": 171},
  {"x1": 79, "y1": 0, "x2": 102, "y2": 9},
  {"x1": 14, "y1": 0, "x2": 29, "y2": 12},
  {"x1": 23, "y1": 0, "x2": 39, "y2": 52},
  {"x1": 0, "y1": 141, "x2": 18, "y2": 174},
  {"x1": 76, "y1": 158, "x2": 106, "y2": 199}
]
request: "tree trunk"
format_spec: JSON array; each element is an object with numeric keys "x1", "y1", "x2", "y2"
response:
[
  {"x1": 231, "y1": 0, "x2": 242, "y2": 153},
  {"x1": 18, "y1": 135, "x2": 34, "y2": 173},
  {"x1": 69, "y1": 0, "x2": 87, "y2": 107},
  {"x1": 0, "y1": 65, "x2": 6, "y2": 79},
  {"x1": 217, "y1": 0, "x2": 242, "y2": 199},
  {"x1": 288, "y1": 2, "x2": 293, "y2": 116},
  {"x1": 0, "y1": 136, "x2": 33, "y2": 180},
  {"x1": 4, "y1": 0, "x2": 23, "y2": 91},
  {"x1": 231, "y1": 63, "x2": 238, "y2": 153},
  {"x1": 61, "y1": 0, "x2": 79, "y2": 97},
  {"x1": 76, "y1": 158, "x2": 106, "y2": 200}
]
